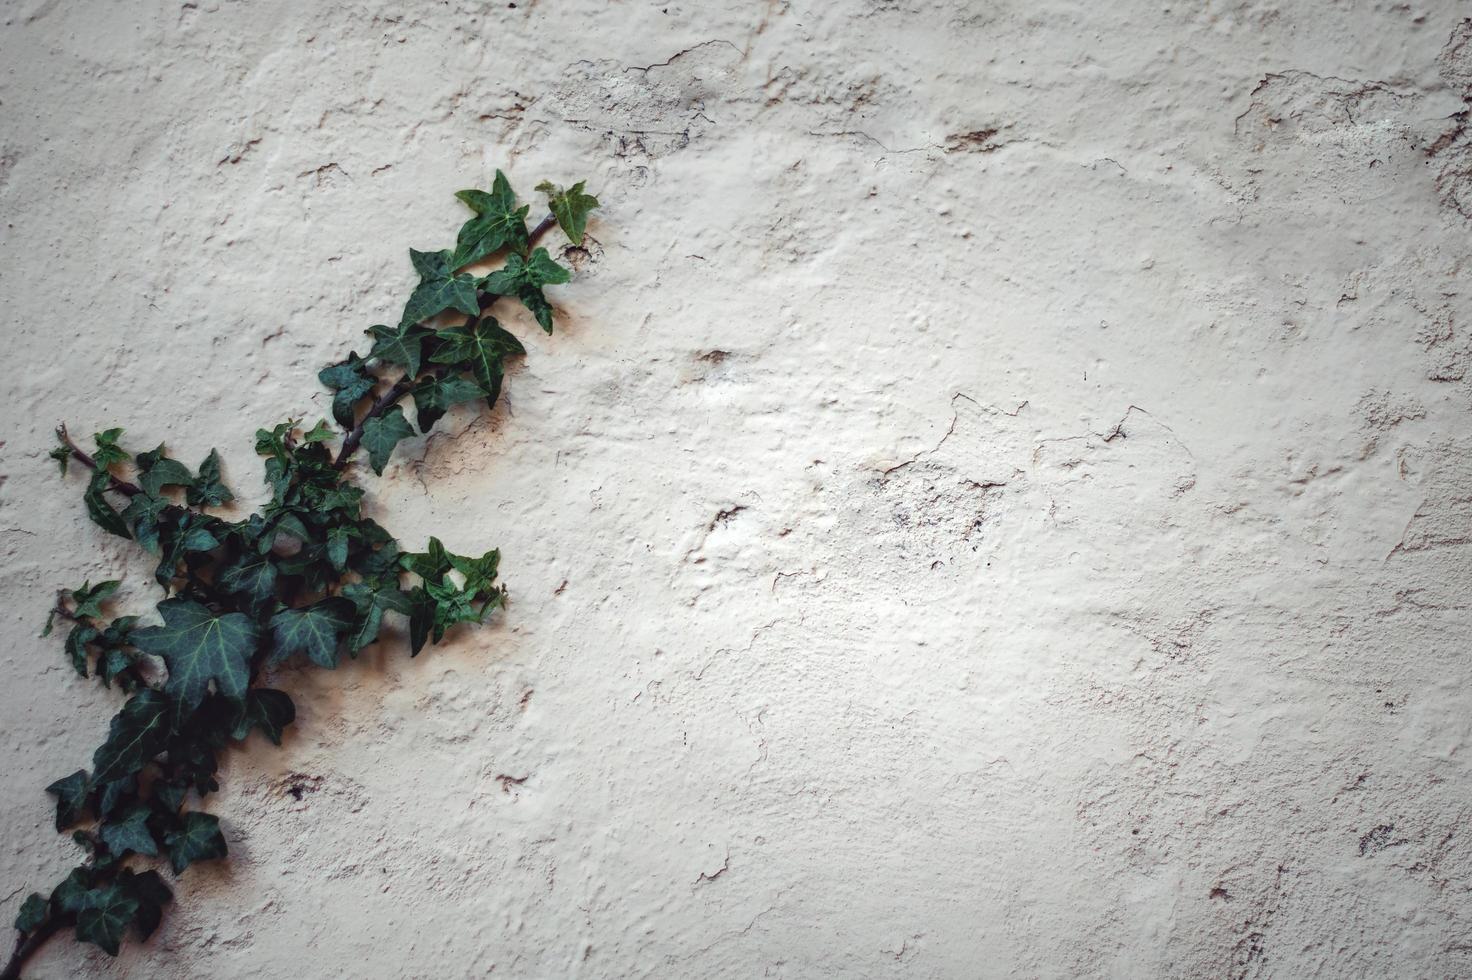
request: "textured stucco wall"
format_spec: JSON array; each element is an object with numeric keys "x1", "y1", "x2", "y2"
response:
[{"x1": 2, "y1": 2, "x2": 1471, "y2": 977}]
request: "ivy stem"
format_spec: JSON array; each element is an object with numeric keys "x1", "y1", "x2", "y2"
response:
[
  {"x1": 56, "y1": 425, "x2": 142, "y2": 497},
  {"x1": 331, "y1": 213, "x2": 559, "y2": 471},
  {"x1": 1, "y1": 916, "x2": 63, "y2": 980}
]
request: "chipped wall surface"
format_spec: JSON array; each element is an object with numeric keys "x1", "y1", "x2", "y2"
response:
[{"x1": 2, "y1": 1, "x2": 1471, "y2": 977}]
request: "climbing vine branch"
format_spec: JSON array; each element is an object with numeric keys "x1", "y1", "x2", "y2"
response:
[{"x1": 4, "y1": 172, "x2": 600, "y2": 977}]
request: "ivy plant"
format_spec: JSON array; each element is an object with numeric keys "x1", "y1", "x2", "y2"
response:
[{"x1": 2, "y1": 172, "x2": 599, "y2": 979}]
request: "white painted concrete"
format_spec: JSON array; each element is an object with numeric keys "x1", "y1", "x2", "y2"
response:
[{"x1": 2, "y1": 2, "x2": 1470, "y2": 976}]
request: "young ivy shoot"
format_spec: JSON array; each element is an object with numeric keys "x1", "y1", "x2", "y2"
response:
[{"x1": 4, "y1": 173, "x2": 599, "y2": 979}]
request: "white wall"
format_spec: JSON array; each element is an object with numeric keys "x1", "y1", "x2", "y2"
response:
[{"x1": 2, "y1": 2, "x2": 1470, "y2": 977}]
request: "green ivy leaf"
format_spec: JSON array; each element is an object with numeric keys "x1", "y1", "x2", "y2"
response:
[
  {"x1": 368, "y1": 321, "x2": 431, "y2": 378},
  {"x1": 425, "y1": 576, "x2": 493, "y2": 643},
  {"x1": 360, "y1": 405, "x2": 415, "y2": 475},
  {"x1": 92, "y1": 429, "x2": 127, "y2": 469},
  {"x1": 45, "y1": 770, "x2": 90, "y2": 831},
  {"x1": 326, "y1": 526, "x2": 351, "y2": 572},
  {"x1": 14, "y1": 893, "x2": 46, "y2": 933},
  {"x1": 450, "y1": 547, "x2": 501, "y2": 595},
  {"x1": 96, "y1": 774, "x2": 136, "y2": 821},
  {"x1": 67, "y1": 580, "x2": 120, "y2": 621},
  {"x1": 135, "y1": 445, "x2": 194, "y2": 498},
  {"x1": 406, "y1": 586, "x2": 434, "y2": 656},
  {"x1": 187, "y1": 449, "x2": 234, "y2": 507},
  {"x1": 49, "y1": 432, "x2": 72, "y2": 476},
  {"x1": 83, "y1": 472, "x2": 132, "y2": 539},
  {"x1": 268, "y1": 598, "x2": 355, "y2": 669},
  {"x1": 218, "y1": 553, "x2": 278, "y2": 614},
  {"x1": 164, "y1": 812, "x2": 228, "y2": 874},
  {"x1": 430, "y1": 317, "x2": 526, "y2": 396},
  {"x1": 230, "y1": 689, "x2": 295, "y2": 744},
  {"x1": 65, "y1": 623, "x2": 98, "y2": 677},
  {"x1": 452, "y1": 171, "x2": 530, "y2": 267},
  {"x1": 411, "y1": 373, "x2": 486, "y2": 433},
  {"x1": 401, "y1": 536, "x2": 452, "y2": 583},
  {"x1": 91, "y1": 689, "x2": 171, "y2": 785},
  {"x1": 99, "y1": 805, "x2": 158, "y2": 858},
  {"x1": 536, "y1": 179, "x2": 600, "y2": 245},
  {"x1": 117, "y1": 869, "x2": 171, "y2": 941},
  {"x1": 75, "y1": 883, "x2": 140, "y2": 956},
  {"x1": 319, "y1": 353, "x2": 375, "y2": 427},
  {"x1": 341, "y1": 582, "x2": 412, "y2": 653},
  {"x1": 153, "y1": 511, "x2": 222, "y2": 589},
  {"x1": 120, "y1": 491, "x2": 169, "y2": 553},
  {"x1": 131, "y1": 600, "x2": 259, "y2": 710},
  {"x1": 482, "y1": 248, "x2": 569, "y2": 334},
  {"x1": 347, "y1": 602, "x2": 383, "y2": 653},
  {"x1": 400, "y1": 249, "x2": 480, "y2": 328},
  {"x1": 51, "y1": 868, "x2": 91, "y2": 914},
  {"x1": 302, "y1": 419, "x2": 335, "y2": 444}
]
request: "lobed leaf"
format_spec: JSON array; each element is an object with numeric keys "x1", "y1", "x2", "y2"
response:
[
  {"x1": 536, "y1": 179, "x2": 600, "y2": 246},
  {"x1": 452, "y1": 170, "x2": 530, "y2": 267},
  {"x1": 360, "y1": 405, "x2": 415, "y2": 475},
  {"x1": 131, "y1": 600, "x2": 259, "y2": 710}
]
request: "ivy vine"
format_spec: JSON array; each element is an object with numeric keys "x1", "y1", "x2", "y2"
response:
[{"x1": 3, "y1": 172, "x2": 599, "y2": 979}]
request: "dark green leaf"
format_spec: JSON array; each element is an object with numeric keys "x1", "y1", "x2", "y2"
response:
[
  {"x1": 536, "y1": 179, "x2": 600, "y2": 245},
  {"x1": 360, "y1": 405, "x2": 415, "y2": 475},
  {"x1": 92, "y1": 429, "x2": 127, "y2": 469},
  {"x1": 99, "y1": 805, "x2": 158, "y2": 858},
  {"x1": 406, "y1": 586, "x2": 434, "y2": 656},
  {"x1": 83, "y1": 472, "x2": 132, "y2": 539},
  {"x1": 342, "y1": 582, "x2": 412, "y2": 653},
  {"x1": 151, "y1": 781, "x2": 187, "y2": 818},
  {"x1": 368, "y1": 321, "x2": 431, "y2": 378},
  {"x1": 97, "y1": 648, "x2": 135, "y2": 689},
  {"x1": 347, "y1": 602, "x2": 383, "y2": 653},
  {"x1": 426, "y1": 576, "x2": 489, "y2": 643},
  {"x1": 230, "y1": 689, "x2": 295, "y2": 744},
  {"x1": 14, "y1": 893, "x2": 46, "y2": 933},
  {"x1": 65, "y1": 623, "x2": 98, "y2": 677},
  {"x1": 131, "y1": 600, "x2": 259, "y2": 710},
  {"x1": 482, "y1": 247, "x2": 570, "y2": 293},
  {"x1": 411, "y1": 373, "x2": 486, "y2": 433},
  {"x1": 268, "y1": 598, "x2": 354, "y2": 669},
  {"x1": 319, "y1": 352, "x2": 375, "y2": 427},
  {"x1": 327, "y1": 526, "x2": 351, "y2": 572},
  {"x1": 45, "y1": 770, "x2": 90, "y2": 830},
  {"x1": 430, "y1": 317, "x2": 525, "y2": 395},
  {"x1": 117, "y1": 869, "x2": 170, "y2": 940},
  {"x1": 49, "y1": 432, "x2": 71, "y2": 476},
  {"x1": 51, "y1": 868, "x2": 91, "y2": 914},
  {"x1": 450, "y1": 547, "x2": 501, "y2": 595},
  {"x1": 164, "y1": 812, "x2": 228, "y2": 874},
  {"x1": 452, "y1": 171, "x2": 530, "y2": 267},
  {"x1": 97, "y1": 774, "x2": 137, "y2": 820},
  {"x1": 317, "y1": 484, "x2": 365, "y2": 518},
  {"x1": 218, "y1": 553, "x2": 278, "y2": 613},
  {"x1": 254, "y1": 420, "x2": 293, "y2": 458},
  {"x1": 482, "y1": 248, "x2": 568, "y2": 334},
  {"x1": 120, "y1": 491, "x2": 169, "y2": 552},
  {"x1": 70, "y1": 580, "x2": 120, "y2": 619},
  {"x1": 154, "y1": 511, "x2": 222, "y2": 589},
  {"x1": 75, "y1": 883, "x2": 139, "y2": 956},
  {"x1": 401, "y1": 536, "x2": 452, "y2": 583},
  {"x1": 302, "y1": 419, "x2": 335, "y2": 444},
  {"x1": 400, "y1": 249, "x2": 480, "y2": 328},
  {"x1": 135, "y1": 445, "x2": 194, "y2": 497},
  {"x1": 188, "y1": 449, "x2": 234, "y2": 507},
  {"x1": 91, "y1": 689, "x2": 171, "y2": 785}
]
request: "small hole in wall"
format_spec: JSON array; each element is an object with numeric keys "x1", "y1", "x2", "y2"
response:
[{"x1": 287, "y1": 784, "x2": 305, "y2": 801}]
